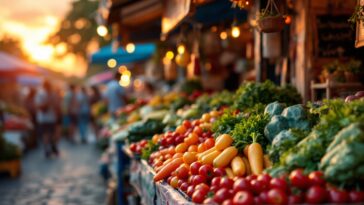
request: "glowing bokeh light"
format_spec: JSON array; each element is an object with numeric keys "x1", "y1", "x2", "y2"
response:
[
  {"x1": 107, "y1": 58, "x2": 117, "y2": 68},
  {"x1": 231, "y1": 26, "x2": 240, "y2": 38},
  {"x1": 220, "y1": 31, "x2": 228, "y2": 40},
  {"x1": 166, "y1": 51, "x2": 174, "y2": 60},
  {"x1": 177, "y1": 44, "x2": 185, "y2": 54},
  {"x1": 97, "y1": 25, "x2": 108, "y2": 37}
]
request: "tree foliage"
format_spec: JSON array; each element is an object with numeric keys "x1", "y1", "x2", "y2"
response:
[
  {"x1": 0, "y1": 35, "x2": 28, "y2": 60},
  {"x1": 47, "y1": 0, "x2": 109, "y2": 58}
]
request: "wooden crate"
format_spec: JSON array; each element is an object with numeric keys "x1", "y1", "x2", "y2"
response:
[{"x1": 0, "y1": 159, "x2": 21, "y2": 177}]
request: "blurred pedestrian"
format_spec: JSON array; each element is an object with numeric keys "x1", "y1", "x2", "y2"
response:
[
  {"x1": 104, "y1": 72, "x2": 128, "y2": 119},
  {"x1": 62, "y1": 84, "x2": 77, "y2": 142},
  {"x1": 35, "y1": 81, "x2": 59, "y2": 158},
  {"x1": 90, "y1": 85, "x2": 101, "y2": 136},
  {"x1": 24, "y1": 87, "x2": 38, "y2": 148},
  {"x1": 76, "y1": 86, "x2": 90, "y2": 144}
]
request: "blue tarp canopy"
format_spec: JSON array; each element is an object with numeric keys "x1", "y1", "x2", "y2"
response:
[{"x1": 90, "y1": 43, "x2": 156, "y2": 65}]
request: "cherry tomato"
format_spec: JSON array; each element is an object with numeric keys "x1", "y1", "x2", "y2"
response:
[
  {"x1": 220, "y1": 177, "x2": 234, "y2": 189},
  {"x1": 175, "y1": 135, "x2": 184, "y2": 144},
  {"x1": 135, "y1": 145, "x2": 142, "y2": 154},
  {"x1": 184, "y1": 133, "x2": 199, "y2": 145},
  {"x1": 233, "y1": 178, "x2": 251, "y2": 193},
  {"x1": 176, "y1": 125, "x2": 187, "y2": 134},
  {"x1": 130, "y1": 143, "x2": 137, "y2": 152},
  {"x1": 197, "y1": 143, "x2": 208, "y2": 153},
  {"x1": 187, "y1": 185, "x2": 195, "y2": 197},
  {"x1": 266, "y1": 188, "x2": 288, "y2": 205},
  {"x1": 140, "y1": 139, "x2": 148, "y2": 147},
  {"x1": 305, "y1": 185, "x2": 328, "y2": 204},
  {"x1": 213, "y1": 167, "x2": 226, "y2": 177},
  {"x1": 192, "y1": 175, "x2": 206, "y2": 185},
  {"x1": 175, "y1": 165, "x2": 189, "y2": 179},
  {"x1": 289, "y1": 169, "x2": 310, "y2": 189},
  {"x1": 183, "y1": 152, "x2": 197, "y2": 164},
  {"x1": 233, "y1": 191, "x2": 255, "y2": 205},
  {"x1": 195, "y1": 183, "x2": 210, "y2": 195},
  {"x1": 269, "y1": 178, "x2": 288, "y2": 191},
  {"x1": 201, "y1": 113, "x2": 211, "y2": 123},
  {"x1": 178, "y1": 179, "x2": 185, "y2": 188},
  {"x1": 167, "y1": 176, "x2": 173, "y2": 184},
  {"x1": 179, "y1": 182, "x2": 189, "y2": 192},
  {"x1": 211, "y1": 177, "x2": 221, "y2": 187},
  {"x1": 328, "y1": 189, "x2": 349, "y2": 203},
  {"x1": 308, "y1": 171, "x2": 325, "y2": 186},
  {"x1": 193, "y1": 126, "x2": 203, "y2": 136},
  {"x1": 183, "y1": 120, "x2": 192, "y2": 129},
  {"x1": 288, "y1": 194, "x2": 303, "y2": 204},
  {"x1": 250, "y1": 179, "x2": 268, "y2": 194},
  {"x1": 192, "y1": 189, "x2": 207, "y2": 203},
  {"x1": 222, "y1": 199, "x2": 233, "y2": 205},
  {"x1": 192, "y1": 120, "x2": 201, "y2": 127},
  {"x1": 199, "y1": 164, "x2": 214, "y2": 180},
  {"x1": 349, "y1": 190, "x2": 364, "y2": 203},
  {"x1": 246, "y1": 175, "x2": 257, "y2": 182},
  {"x1": 210, "y1": 185, "x2": 218, "y2": 193},
  {"x1": 165, "y1": 137, "x2": 175, "y2": 145},
  {"x1": 257, "y1": 174, "x2": 272, "y2": 184},
  {"x1": 170, "y1": 176, "x2": 179, "y2": 188},
  {"x1": 214, "y1": 188, "x2": 232, "y2": 204},
  {"x1": 203, "y1": 197, "x2": 215, "y2": 204},
  {"x1": 188, "y1": 145, "x2": 198, "y2": 152},
  {"x1": 259, "y1": 191, "x2": 268, "y2": 203},
  {"x1": 204, "y1": 138, "x2": 215, "y2": 149},
  {"x1": 190, "y1": 161, "x2": 202, "y2": 175}
]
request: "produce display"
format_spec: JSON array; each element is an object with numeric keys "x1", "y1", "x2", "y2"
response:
[{"x1": 119, "y1": 82, "x2": 364, "y2": 204}]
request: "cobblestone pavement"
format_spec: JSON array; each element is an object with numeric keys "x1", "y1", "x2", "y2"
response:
[{"x1": 0, "y1": 141, "x2": 106, "y2": 205}]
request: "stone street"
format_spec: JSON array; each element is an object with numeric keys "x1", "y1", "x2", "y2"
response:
[{"x1": 0, "y1": 141, "x2": 106, "y2": 205}]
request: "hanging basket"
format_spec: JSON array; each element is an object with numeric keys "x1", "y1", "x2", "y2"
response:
[{"x1": 256, "y1": 0, "x2": 285, "y2": 33}]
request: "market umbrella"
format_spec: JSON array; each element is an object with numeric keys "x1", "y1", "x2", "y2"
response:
[
  {"x1": 90, "y1": 43, "x2": 156, "y2": 65},
  {"x1": 0, "y1": 51, "x2": 38, "y2": 76}
]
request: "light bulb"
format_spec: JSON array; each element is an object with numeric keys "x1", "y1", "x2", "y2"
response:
[
  {"x1": 231, "y1": 26, "x2": 240, "y2": 38},
  {"x1": 220, "y1": 31, "x2": 228, "y2": 40},
  {"x1": 177, "y1": 44, "x2": 185, "y2": 54},
  {"x1": 97, "y1": 25, "x2": 108, "y2": 37}
]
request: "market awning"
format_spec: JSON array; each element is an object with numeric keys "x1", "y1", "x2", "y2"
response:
[
  {"x1": 87, "y1": 71, "x2": 114, "y2": 85},
  {"x1": 90, "y1": 43, "x2": 156, "y2": 65},
  {"x1": 0, "y1": 51, "x2": 38, "y2": 76}
]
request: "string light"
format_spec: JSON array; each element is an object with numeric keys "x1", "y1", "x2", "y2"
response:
[
  {"x1": 220, "y1": 31, "x2": 228, "y2": 40},
  {"x1": 177, "y1": 44, "x2": 185, "y2": 54},
  {"x1": 97, "y1": 25, "x2": 108, "y2": 37},
  {"x1": 231, "y1": 26, "x2": 240, "y2": 38},
  {"x1": 107, "y1": 58, "x2": 117, "y2": 68},
  {"x1": 126, "y1": 43, "x2": 135, "y2": 53}
]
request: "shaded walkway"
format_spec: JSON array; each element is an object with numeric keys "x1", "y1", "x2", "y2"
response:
[{"x1": 0, "y1": 141, "x2": 106, "y2": 205}]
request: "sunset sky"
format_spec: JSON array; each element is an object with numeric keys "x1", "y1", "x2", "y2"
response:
[{"x1": 0, "y1": 0, "x2": 88, "y2": 76}]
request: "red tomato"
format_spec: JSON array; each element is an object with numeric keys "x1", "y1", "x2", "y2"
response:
[
  {"x1": 135, "y1": 145, "x2": 142, "y2": 154},
  {"x1": 233, "y1": 178, "x2": 251, "y2": 193},
  {"x1": 222, "y1": 199, "x2": 233, "y2": 205},
  {"x1": 176, "y1": 165, "x2": 189, "y2": 179},
  {"x1": 204, "y1": 138, "x2": 215, "y2": 149},
  {"x1": 305, "y1": 185, "x2": 328, "y2": 204},
  {"x1": 266, "y1": 188, "x2": 288, "y2": 205},
  {"x1": 349, "y1": 190, "x2": 364, "y2": 203},
  {"x1": 175, "y1": 135, "x2": 184, "y2": 144},
  {"x1": 210, "y1": 185, "x2": 218, "y2": 193},
  {"x1": 214, "y1": 188, "x2": 231, "y2": 204},
  {"x1": 192, "y1": 189, "x2": 207, "y2": 203},
  {"x1": 220, "y1": 177, "x2": 234, "y2": 189},
  {"x1": 192, "y1": 175, "x2": 206, "y2": 185},
  {"x1": 308, "y1": 171, "x2": 325, "y2": 186},
  {"x1": 199, "y1": 164, "x2": 214, "y2": 180},
  {"x1": 177, "y1": 179, "x2": 185, "y2": 188},
  {"x1": 328, "y1": 189, "x2": 349, "y2": 203},
  {"x1": 170, "y1": 176, "x2": 179, "y2": 188},
  {"x1": 257, "y1": 174, "x2": 272, "y2": 184},
  {"x1": 213, "y1": 167, "x2": 226, "y2": 177},
  {"x1": 250, "y1": 179, "x2": 268, "y2": 194},
  {"x1": 233, "y1": 191, "x2": 255, "y2": 205},
  {"x1": 289, "y1": 169, "x2": 310, "y2": 189},
  {"x1": 140, "y1": 139, "x2": 148, "y2": 147},
  {"x1": 259, "y1": 191, "x2": 268, "y2": 203},
  {"x1": 190, "y1": 161, "x2": 202, "y2": 175},
  {"x1": 192, "y1": 120, "x2": 201, "y2": 127},
  {"x1": 269, "y1": 178, "x2": 288, "y2": 191},
  {"x1": 288, "y1": 194, "x2": 303, "y2": 204},
  {"x1": 183, "y1": 120, "x2": 192, "y2": 129},
  {"x1": 203, "y1": 197, "x2": 215, "y2": 204},
  {"x1": 187, "y1": 185, "x2": 195, "y2": 197},
  {"x1": 195, "y1": 183, "x2": 210, "y2": 195},
  {"x1": 160, "y1": 138, "x2": 168, "y2": 147},
  {"x1": 193, "y1": 126, "x2": 203, "y2": 136},
  {"x1": 211, "y1": 177, "x2": 221, "y2": 187},
  {"x1": 254, "y1": 196, "x2": 263, "y2": 205},
  {"x1": 130, "y1": 143, "x2": 137, "y2": 152},
  {"x1": 167, "y1": 176, "x2": 173, "y2": 184},
  {"x1": 165, "y1": 137, "x2": 175, "y2": 145},
  {"x1": 179, "y1": 182, "x2": 189, "y2": 192},
  {"x1": 246, "y1": 175, "x2": 257, "y2": 182}
]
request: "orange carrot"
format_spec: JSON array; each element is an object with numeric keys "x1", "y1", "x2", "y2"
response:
[
  {"x1": 154, "y1": 157, "x2": 183, "y2": 182},
  {"x1": 248, "y1": 140, "x2": 264, "y2": 175}
]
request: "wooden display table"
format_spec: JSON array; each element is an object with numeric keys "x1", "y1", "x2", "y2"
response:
[
  {"x1": 311, "y1": 79, "x2": 364, "y2": 101},
  {"x1": 0, "y1": 159, "x2": 21, "y2": 177}
]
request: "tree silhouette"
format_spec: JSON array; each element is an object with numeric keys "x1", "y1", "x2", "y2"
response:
[
  {"x1": 47, "y1": 0, "x2": 109, "y2": 59},
  {"x1": 0, "y1": 35, "x2": 28, "y2": 60}
]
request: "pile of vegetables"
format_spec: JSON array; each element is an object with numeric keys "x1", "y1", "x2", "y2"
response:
[{"x1": 0, "y1": 130, "x2": 21, "y2": 161}]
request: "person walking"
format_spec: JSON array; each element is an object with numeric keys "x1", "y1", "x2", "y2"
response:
[
  {"x1": 62, "y1": 84, "x2": 77, "y2": 142},
  {"x1": 90, "y1": 85, "x2": 101, "y2": 137},
  {"x1": 35, "y1": 81, "x2": 59, "y2": 158},
  {"x1": 76, "y1": 86, "x2": 91, "y2": 144},
  {"x1": 24, "y1": 88, "x2": 38, "y2": 148},
  {"x1": 104, "y1": 72, "x2": 128, "y2": 119}
]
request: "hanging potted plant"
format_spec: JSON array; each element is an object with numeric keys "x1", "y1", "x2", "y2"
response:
[
  {"x1": 256, "y1": 0, "x2": 285, "y2": 33},
  {"x1": 348, "y1": 4, "x2": 364, "y2": 28}
]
